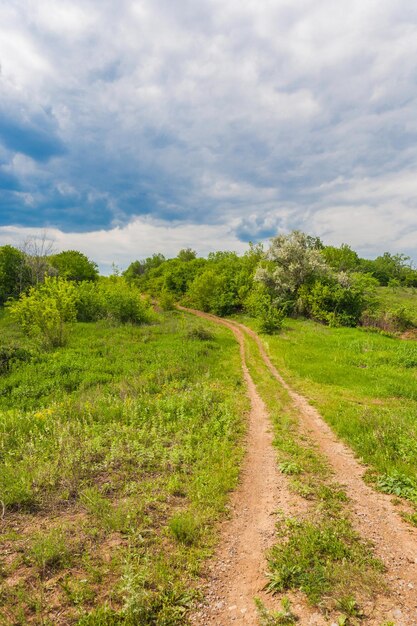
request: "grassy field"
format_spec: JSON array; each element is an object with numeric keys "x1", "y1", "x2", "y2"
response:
[
  {"x1": 239, "y1": 313, "x2": 417, "y2": 509},
  {"x1": 0, "y1": 311, "x2": 247, "y2": 625},
  {"x1": 375, "y1": 286, "x2": 417, "y2": 325}
]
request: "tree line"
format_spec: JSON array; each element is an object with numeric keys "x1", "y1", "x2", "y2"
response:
[
  {"x1": 1, "y1": 231, "x2": 416, "y2": 347},
  {"x1": 124, "y1": 232, "x2": 417, "y2": 330}
]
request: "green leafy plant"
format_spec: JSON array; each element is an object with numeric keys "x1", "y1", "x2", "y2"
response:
[
  {"x1": 279, "y1": 461, "x2": 302, "y2": 476},
  {"x1": 187, "y1": 325, "x2": 214, "y2": 341},
  {"x1": 29, "y1": 528, "x2": 73, "y2": 574},
  {"x1": 168, "y1": 512, "x2": 201, "y2": 546},
  {"x1": 376, "y1": 472, "x2": 417, "y2": 501},
  {"x1": 255, "y1": 596, "x2": 297, "y2": 625},
  {"x1": 8, "y1": 276, "x2": 77, "y2": 347}
]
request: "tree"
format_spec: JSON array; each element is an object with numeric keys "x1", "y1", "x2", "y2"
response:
[
  {"x1": 255, "y1": 231, "x2": 329, "y2": 309},
  {"x1": 8, "y1": 277, "x2": 78, "y2": 348},
  {"x1": 49, "y1": 250, "x2": 99, "y2": 282},
  {"x1": 20, "y1": 233, "x2": 56, "y2": 285},
  {"x1": 0, "y1": 245, "x2": 31, "y2": 305},
  {"x1": 361, "y1": 252, "x2": 417, "y2": 286},
  {"x1": 177, "y1": 248, "x2": 197, "y2": 262},
  {"x1": 124, "y1": 254, "x2": 166, "y2": 282},
  {"x1": 321, "y1": 244, "x2": 360, "y2": 272},
  {"x1": 187, "y1": 269, "x2": 235, "y2": 315}
]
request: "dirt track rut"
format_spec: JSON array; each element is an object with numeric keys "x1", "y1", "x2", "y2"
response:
[
  {"x1": 184, "y1": 308, "x2": 298, "y2": 624},
  {"x1": 182, "y1": 308, "x2": 417, "y2": 625}
]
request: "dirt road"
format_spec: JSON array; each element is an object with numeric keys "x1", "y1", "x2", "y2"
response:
[
  {"x1": 182, "y1": 308, "x2": 417, "y2": 625},
  {"x1": 184, "y1": 309, "x2": 303, "y2": 624}
]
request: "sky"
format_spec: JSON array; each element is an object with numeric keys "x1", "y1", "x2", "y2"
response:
[{"x1": 1, "y1": 0, "x2": 417, "y2": 272}]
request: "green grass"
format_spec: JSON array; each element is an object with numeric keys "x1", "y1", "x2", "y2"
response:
[
  {"x1": 0, "y1": 310, "x2": 247, "y2": 624},
  {"x1": 375, "y1": 286, "x2": 417, "y2": 325},
  {"x1": 238, "y1": 313, "x2": 417, "y2": 505}
]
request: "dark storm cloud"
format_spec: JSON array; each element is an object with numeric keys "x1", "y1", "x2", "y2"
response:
[{"x1": 0, "y1": 0, "x2": 417, "y2": 260}]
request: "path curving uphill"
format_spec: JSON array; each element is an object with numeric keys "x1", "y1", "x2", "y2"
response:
[
  {"x1": 233, "y1": 319, "x2": 417, "y2": 624},
  {"x1": 181, "y1": 308, "x2": 304, "y2": 624},
  {"x1": 181, "y1": 307, "x2": 417, "y2": 625}
]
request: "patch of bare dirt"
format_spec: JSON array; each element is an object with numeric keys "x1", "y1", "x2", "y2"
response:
[{"x1": 401, "y1": 329, "x2": 417, "y2": 340}]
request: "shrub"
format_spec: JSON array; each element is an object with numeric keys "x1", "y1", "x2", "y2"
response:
[
  {"x1": 0, "y1": 345, "x2": 32, "y2": 374},
  {"x1": 8, "y1": 277, "x2": 77, "y2": 348},
  {"x1": 187, "y1": 326, "x2": 215, "y2": 341},
  {"x1": 361, "y1": 305, "x2": 414, "y2": 333},
  {"x1": 169, "y1": 512, "x2": 201, "y2": 545},
  {"x1": 245, "y1": 284, "x2": 285, "y2": 333},
  {"x1": 187, "y1": 269, "x2": 236, "y2": 315},
  {"x1": 298, "y1": 273, "x2": 378, "y2": 327},
  {"x1": 259, "y1": 305, "x2": 285, "y2": 334},
  {"x1": 75, "y1": 279, "x2": 153, "y2": 324},
  {"x1": 159, "y1": 290, "x2": 176, "y2": 311},
  {"x1": 76, "y1": 281, "x2": 106, "y2": 321},
  {"x1": 100, "y1": 279, "x2": 153, "y2": 324}
]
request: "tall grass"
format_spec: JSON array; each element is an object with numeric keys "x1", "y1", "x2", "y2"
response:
[
  {"x1": 240, "y1": 313, "x2": 417, "y2": 502},
  {"x1": 0, "y1": 311, "x2": 246, "y2": 624}
]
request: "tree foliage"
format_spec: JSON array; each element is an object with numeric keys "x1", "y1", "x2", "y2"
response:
[
  {"x1": 0, "y1": 245, "x2": 31, "y2": 305},
  {"x1": 49, "y1": 250, "x2": 99, "y2": 282},
  {"x1": 255, "y1": 231, "x2": 329, "y2": 309},
  {"x1": 8, "y1": 277, "x2": 78, "y2": 348}
]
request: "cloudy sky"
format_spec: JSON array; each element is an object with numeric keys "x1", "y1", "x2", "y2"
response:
[{"x1": 1, "y1": 0, "x2": 417, "y2": 271}]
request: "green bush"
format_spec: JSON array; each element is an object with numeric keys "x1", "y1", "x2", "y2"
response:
[
  {"x1": 76, "y1": 281, "x2": 106, "y2": 321},
  {"x1": 245, "y1": 284, "x2": 285, "y2": 333},
  {"x1": 159, "y1": 290, "x2": 176, "y2": 311},
  {"x1": 259, "y1": 305, "x2": 285, "y2": 334},
  {"x1": 8, "y1": 277, "x2": 77, "y2": 348},
  {"x1": 186, "y1": 269, "x2": 236, "y2": 315},
  {"x1": 298, "y1": 273, "x2": 378, "y2": 327},
  {"x1": 76, "y1": 279, "x2": 153, "y2": 324},
  {"x1": 361, "y1": 305, "x2": 414, "y2": 332},
  {"x1": 100, "y1": 279, "x2": 153, "y2": 324}
]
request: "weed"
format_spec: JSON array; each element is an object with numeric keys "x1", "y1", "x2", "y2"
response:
[
  {"x1": 336, "y1": 595, "x2": 363, "y2": 617},
  {"x1": 376, "y1": 472, "x2": 417, "y2": 501},
  {"x1": 60, "y1": 577, "x2": 95, "y2": 606},
  {"x1": 401, "y1": 511, "x2": 417, "y2": 527},
  {"x1": 29, "y1": 528, "x2": 73, "y2": 574},
  {"x1": 255, "y1": 596, "x2": 297, "y2": 625},
  {"x1": 80, "y1": 487, "x2": 135, "y2": 533},
  {"x1": 77, "y1": 606, "x2": 121, "y2": 625},
  {"x1": 187, "y1": 326, "x2": 215, "y2": 341},
  {"x1": 169, "y1": 512, "x2": 201, "y2": 546},
  {"x1": 279, "y1": 461, "x2": 302, "y2": 475},
  {"x1": 266, "y1": 515, "x2": 382, "y2": 606}
]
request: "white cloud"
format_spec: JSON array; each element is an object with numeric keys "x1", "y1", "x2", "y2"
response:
[
  {"x1": 0, "y1": 0, "x2": 417, "y2": 260},
  {"x1": 0, "y1": 217, "x2": 248, "y2": 274}
]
